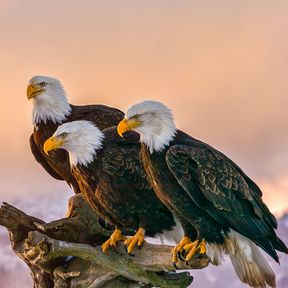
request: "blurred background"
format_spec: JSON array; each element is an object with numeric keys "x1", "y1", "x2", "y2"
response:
[{"x1": 0, "y1": 1, "x2": 287, "y2": 287}]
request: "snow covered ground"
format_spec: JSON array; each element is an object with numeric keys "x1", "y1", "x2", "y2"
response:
[{"x1": 0, "y1": 192, "x2": 287, "y2": 288}]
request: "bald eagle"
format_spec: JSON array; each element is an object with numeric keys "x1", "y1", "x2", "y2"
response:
[
  {"x1": 117, "y1": 100, "x2": 288, "y2": 288},
  {"x1": 27, "y1": 76, "x2": 124, "y2": 194},
  {"x1": 43, "y1": 120, "x2": 178, "y2": 253}
]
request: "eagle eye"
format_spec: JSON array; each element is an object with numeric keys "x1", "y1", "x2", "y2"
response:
[
  {"x1": 59, "y1": 132, "x2": 68, "y2": 138},
  {"x1": 38, "y1": 82, "x2": 46, "y2": 87}
]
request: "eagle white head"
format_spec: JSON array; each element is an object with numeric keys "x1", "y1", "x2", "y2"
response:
[
  {"x1": 117, "y1": 100, "x2": 177, "y2": 153},
  {"x1": 43, "y1": 120, "x2": 104, "y2": 167},
  {"x1": 27, "y1": 76, "x2": 71, "y2": 126}
]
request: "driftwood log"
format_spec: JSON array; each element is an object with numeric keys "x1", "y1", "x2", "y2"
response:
[{"x1": 0, "y1": 194, "x2": 209, "y2": 288}]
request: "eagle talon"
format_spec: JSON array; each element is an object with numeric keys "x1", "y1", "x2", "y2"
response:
[
  {"x1": 124, "y1": 227, "x2": 145, "y2": 254},
  {"x1": 101, "y1": 229, "x2": 123, "y2": 253},
  {"x1": 172, "y1": 236, "x2": 192, "y2": 264},
  {"x1": 184, "y1": 239, "x2": 206, "y2": 262},
  {"x1": 198, "y1": 240, "x2": 206, "y2": 254}
]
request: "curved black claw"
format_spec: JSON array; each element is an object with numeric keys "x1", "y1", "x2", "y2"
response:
[
  {"x1": 110, "y1": 245, "x2": 120, "y2": 255},
  {"x1": 173, "y1": 261, "x2": 179, "y2": 269},
  {"x1": 178, "y1": 250, "x2": 185, "y2": 261}
]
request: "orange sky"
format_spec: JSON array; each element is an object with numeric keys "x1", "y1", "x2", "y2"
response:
[{"x1": 0, "y1": 1, "x2": 288, "y2": 213}]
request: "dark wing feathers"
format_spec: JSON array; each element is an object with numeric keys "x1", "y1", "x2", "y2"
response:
[
  {"x1": 166, "y1": 145, "x2": 270, "y2": 221},
  {"x1": 102, "y1": 146, "x2": 151, "y2": 191},
  {"x1": 166, "y1": 144, "x2": 282, "y2": 260},
  {"x1": 69, "y1": 104, "x2": 124, "y2": 129}
]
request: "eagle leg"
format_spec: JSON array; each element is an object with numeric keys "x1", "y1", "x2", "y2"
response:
[
  {"x1": 172, "y1": 236, "x2": 192, "y2": 265},
  {"x1": 102, "y1": 228, "x2": 124, "y2": 252},
  {"x1": 124, "y1": 227, "x2": 145, "y2": 254},
  {"x1": 184, "y1": 239, "x2": 206, "y2": 261}
]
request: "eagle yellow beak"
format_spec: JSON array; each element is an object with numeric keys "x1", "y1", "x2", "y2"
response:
[
  {"x1": 117, "y1": 118, "x2": 141, "y2": 137},
  {"x1": 27, "y1": 83, "x2": 45, "y2": 100},
  {"x1": 43, "y1": 137, "x2": 65, "y2": 155}
]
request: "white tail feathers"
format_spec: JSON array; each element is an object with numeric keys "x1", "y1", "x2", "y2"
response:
[
  {"x1": 226, "y1": 231, "x2": 276, "y2": 288},
  {"x1": 206, "y1": 243, "x2": 225, "y2": 266}
]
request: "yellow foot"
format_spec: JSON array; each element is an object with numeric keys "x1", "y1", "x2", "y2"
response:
[
  {"x1": 184, "y1": 239, "x2": 206, "y2": 261},
  {"x1": 124, "y1": 227, "x2": 145, "y2": 254},
  {"x1": 171, "y1": 236, "x2": 192, "y2": 264},
  {"x1": 102, "y1": 229, "x2": 124, "y2": 252}
]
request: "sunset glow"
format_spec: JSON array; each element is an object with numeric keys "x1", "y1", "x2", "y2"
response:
[{"x1": 0, "y1": 1, "x2": 288, "y2": 214}]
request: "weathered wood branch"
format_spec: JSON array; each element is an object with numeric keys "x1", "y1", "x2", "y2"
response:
[{"x1": 0, "y1": 195, "x2": 209, "y2": 287}]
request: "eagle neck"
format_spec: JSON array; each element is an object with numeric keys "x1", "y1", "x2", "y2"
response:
[
  {"x1": 66, "y1": 126, "x2": 104, "y2": 168},
  {"x1": 32, "y1": 93, "x2": 72, "y2": 127}
]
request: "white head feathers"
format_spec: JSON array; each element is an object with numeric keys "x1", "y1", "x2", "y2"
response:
[
  {"x1": 29, "y1": 76, "x2": 71, "y2": 126},
  {"x1": 125, "y1": 100, "x2": 177, "y2": 153},
  {"x1": 53, "y1": 120, "x2": 104, "y2": 167}
]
